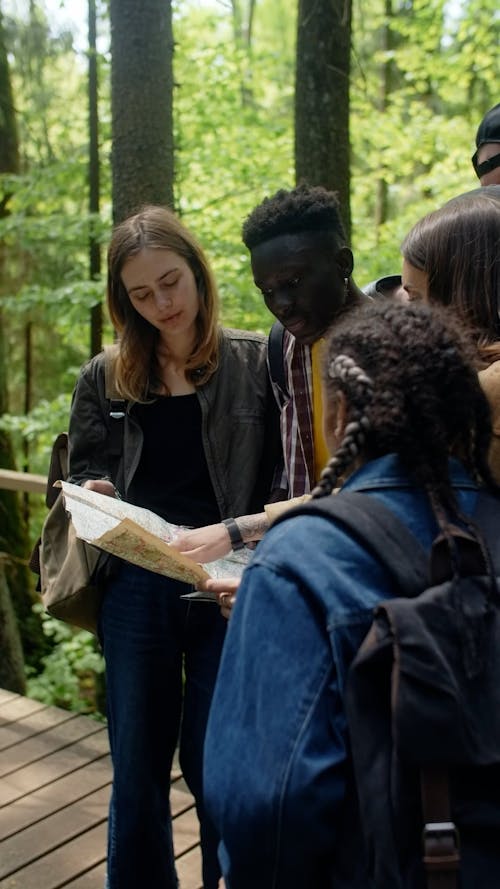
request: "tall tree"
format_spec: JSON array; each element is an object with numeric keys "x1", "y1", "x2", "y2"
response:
[
  {"x1": 0, "y1": 9, "x2": 32, "y2": 693},
  {"x1": 373, "y1": 0, "x2": 396, "y2": 236},
  {"x1": 231, "y1": 0, "x2": 257, "y2": 47},
  {"x1": 295, "y1": 0, "x2": 352, "y2": 237},
  {"x1": 110, "y1": 0, "x2": 174, "y2": 222},
  {"x1": 88, "y1": 0, "x2": 102, "y2": 357}
]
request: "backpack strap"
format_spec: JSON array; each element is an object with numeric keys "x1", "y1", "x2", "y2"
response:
[
  {"x1": 103, "y1": 344, "x2": 126, "y2": 462},
  {"x1": 268, "y1": 320, "x2": 288, "y2": 398},
  {"x1": 419, "y1": 497, "x2": 500, "y2": 888},
  {"x1": 469, "y1": 490, "x2": 500, "y2": 570},
  {"x1": 275, "y1": 490, "x2": 429, "y2": 595},
  {"x1": 420, "y1": 768, "x2": 460, "y2": 889},
  {"x1": 45, "y1": 432, "x2": 69, "y2": 508}
]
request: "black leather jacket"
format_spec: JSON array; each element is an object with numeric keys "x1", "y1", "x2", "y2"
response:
[{"x1": 68, "y1": 327, "x2": 281, "y2": 519}]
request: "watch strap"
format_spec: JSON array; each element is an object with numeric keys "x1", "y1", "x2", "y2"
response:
[{"x1": 222, "y1": 517, "x2": 245, "y2": 551}]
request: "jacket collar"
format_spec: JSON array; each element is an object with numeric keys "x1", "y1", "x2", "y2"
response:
[{"x1": 341, "y1": 454, "x2": 477, "y2": 494}]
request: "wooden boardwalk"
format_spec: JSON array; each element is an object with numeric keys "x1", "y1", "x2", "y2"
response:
[{"x1": 0, "y1": 688, "x2": 202, "y2": 888}]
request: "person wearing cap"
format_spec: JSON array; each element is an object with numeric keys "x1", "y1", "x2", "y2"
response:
[{"x1": 472, "y1": 102, "x2": 500, "y2": 186}]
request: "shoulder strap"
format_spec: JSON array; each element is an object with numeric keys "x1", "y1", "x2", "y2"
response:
[
  {"x1": 103, "y1": 344, "x2": 126, "y2": 460},
  {"x1": 268, "y1": 320, "x2": 288, "y2": 397},
  {"x1": 45, "y1": 432, "x2": 69, "y2": 508},
  {"x1": 471, "y1": 490, "x2": 500, "y2": 568},
  {"x1": 275, "y1": 491, "x2": 429, "y2": 596}
]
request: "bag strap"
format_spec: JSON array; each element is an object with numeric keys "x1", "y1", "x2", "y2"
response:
[
  {"x1": 469, "y1": 490, "x2": 500, "y2": 567},
  {"x1": 280, "y1": 488, "x2": 500, "y2": 591},
  {"x1": 268, "y1": 320, "x2": 288, "y2": 398},
  {"x1": 420, "y1": 768, "x2": 460, "y2": 889},
  {"x1": 275, "y1": 490, "x2": 429, "y2": 595},
  {"x1": 419, "y1": 491, "x2": 500, "y2": 889},
  {"x1": 45, "y1": 432, "x2": 69, "y2": 508},
  {"x1": 103, "y1": 344, "x2": 126, "y2": 461}
]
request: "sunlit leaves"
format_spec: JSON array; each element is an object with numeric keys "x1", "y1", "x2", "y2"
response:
[{"x1": 350, "y1": 0, "x2": 499, "y2": 283}]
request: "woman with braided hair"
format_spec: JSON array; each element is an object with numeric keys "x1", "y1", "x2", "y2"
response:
[{"x1": 202, "y1": 298, "x2": 500, "y2": 889}]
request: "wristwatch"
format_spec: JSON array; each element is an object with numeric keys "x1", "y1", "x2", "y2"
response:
[{"x1": 221, "y1": 517, "x2": 245, "y2": 551}]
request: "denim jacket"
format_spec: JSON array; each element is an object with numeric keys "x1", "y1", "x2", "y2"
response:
[{"x1": 204, "y1": 455, "x2": 480, "y2": 889}]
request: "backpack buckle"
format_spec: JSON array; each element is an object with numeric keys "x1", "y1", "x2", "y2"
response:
[{"x1": 422, "y1": 821, "x2": 460, "y2": 872}]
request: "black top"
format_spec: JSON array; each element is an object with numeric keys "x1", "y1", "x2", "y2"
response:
[{"x1": 127, "y1": 394, "x2": 220, "y2": 527}]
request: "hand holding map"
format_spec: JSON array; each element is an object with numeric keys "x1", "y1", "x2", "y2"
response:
[{"x1": 58, "y1": 481, "x2": 251, "y2": 590}]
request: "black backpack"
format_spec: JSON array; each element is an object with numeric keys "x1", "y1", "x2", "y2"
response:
[
  {"x1": 276, "y1": 490, "x2": 500, "y2": 889},
  {"x1": 268, "y1": 320, "x2": 288, "y2": 398}
]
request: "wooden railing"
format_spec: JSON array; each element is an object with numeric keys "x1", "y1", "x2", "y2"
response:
[{"x1": 0, "y1": 468, "x2": 47, "y2": 495}]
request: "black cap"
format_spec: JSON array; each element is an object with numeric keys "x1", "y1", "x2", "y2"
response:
[
  {"x1": 475, "y1": 103, "x2": 500, "y2": 148},
  {"x1": 363, "y1": 275, "x2": 402, "y2": 299},
  {"x1": 472, "y1": 103, "x2": 500, "y2": 177}
]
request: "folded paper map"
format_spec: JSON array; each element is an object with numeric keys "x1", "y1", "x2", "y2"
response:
[{"x1": 57, "y1": 481, "x2": 251, "y2": 590}]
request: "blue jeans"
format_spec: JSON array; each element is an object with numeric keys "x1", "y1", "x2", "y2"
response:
[{"x1": 100, "y1": 562, "x2": 226, "y2": 889}]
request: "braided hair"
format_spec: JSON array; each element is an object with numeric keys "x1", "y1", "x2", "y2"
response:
[
  {"x1": 312, "y1": 298, "x2": 498, "y2": 532},
  {"x1": 242, "y1": 183, "x2": 347, "y2": 251}
]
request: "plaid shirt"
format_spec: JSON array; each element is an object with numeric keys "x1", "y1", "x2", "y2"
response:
[{"x1": 270, "y1": 329, "x2": 315, "y2": 498}]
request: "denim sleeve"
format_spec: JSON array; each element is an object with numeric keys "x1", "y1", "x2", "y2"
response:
[{"x1": 203, "y1": 544, "x2": 351, "y2": 889}]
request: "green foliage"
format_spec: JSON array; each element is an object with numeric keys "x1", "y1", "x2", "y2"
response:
[
  {"x1": 350, "y1": 0, "x2": 500, "y2": 283},
  {"x1": 1, "y1": 0, "x2": 499, "y2": 712},
  {"x1": 26, "y1": 605, "x2": 105, "y2": 715},
  {"x1": 174, "y1": 3, "x2": 295, "y2": 330}
]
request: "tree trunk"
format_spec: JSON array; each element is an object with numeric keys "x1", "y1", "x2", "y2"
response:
[
  {"x1": 0, "y1": 10, "x2": 45, "y2": 691},
  {"x1": 0, "y1": 564, "x2": 26, "y2": 693},
  {"x1": 230, "y1": 0, "x2": 256, "y2": 106},
  {"x1": 88, "y1": 0, "x2": 102, "y2": 357},
  {"x1": 295, "y1": 0, "x2": 352, "y2": 239},
  {"x1": 374, "y1": 0, "x2": 395, "y2": 237},
  {"x1": 110, "y1": 0, "x2": 174, "y2": 223}
]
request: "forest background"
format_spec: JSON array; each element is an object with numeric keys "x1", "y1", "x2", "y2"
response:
[{"x1": 0, "y1": 0, "x2": 499, "y2": 711}]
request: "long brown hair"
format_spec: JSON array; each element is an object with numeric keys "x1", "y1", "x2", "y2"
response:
[
  {"x1": 401, "y1": 186, "x2": 500, "y2": 366},
  {"x1": 107, "y1": 205, "x2": 220, "y2": 400}
]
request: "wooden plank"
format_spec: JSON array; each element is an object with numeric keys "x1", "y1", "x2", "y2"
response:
[
  {"x1": 0, "y1": 707, "x2": 91, "y2": 762},
  {"x1": 0, "y1": 715, "x2": 103, "y2": 776},
  {"x1": 0, "y1": 814, "x2": 201, "y2": 889},
  {"x1": 173, "y1": 806, "x2": 201, "y2": 857},
  {"x1": 0, "y1": 696, "x2": 47, "y2": 725},
  {"x1": 0, "y1": 691, "x2": 202, "y2": 888},
  {"x1": 64, "y1": 862, "x2": 107, "y2": 888},
  {"x1": 0, "y1": 755, "x2": 112, "y2": 840},
  {"x1": 0, "y1": 468, "x2": 47, "y2": 495},
  {"x1": 176, "y1": 845, "x2": 203, "y2": 889},
  {"x1": 0, "y1": 786, "x2": 109, "y2": 880},
  {"x1": 0, "y1": 729, "x2": 109, "y2": 807},
  {"x1": 171, "y1": 785, "x2": 196, "y2": 819},
  {"x1": 0, "y1": 691, "x2": 17, "y2": 707},
  {"x1": 0, "y1": 822, "x2": 108, "y2": 889},
  {"x1": 0, "y1": 706, "x2": 76, "y2": 752}
]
